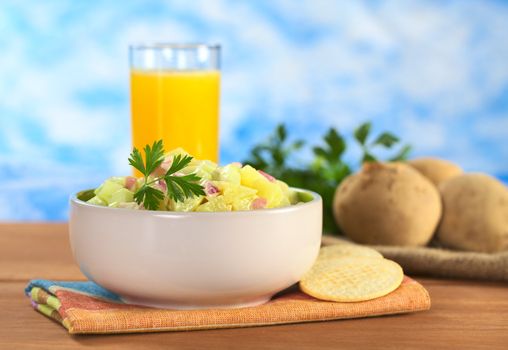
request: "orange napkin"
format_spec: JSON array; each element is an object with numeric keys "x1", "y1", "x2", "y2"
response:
[{"x1": 27, "y1": 277, "x2": 430, "y2": 334}]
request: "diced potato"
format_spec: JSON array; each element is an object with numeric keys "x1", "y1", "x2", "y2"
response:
[
  {"x1": 239, "y1": 165, "x2": 287, "y2": 208},
  {"x1": 209, "y1": 180, "x2": 257, "y2": 210},
  {"x1": 277, "y1": 180, "x2": 296, "y2": 205},
  {"x1": 240, "y1": 165, "x2": 267, "y2": 188},
  {"x1": 222, "y1": 184, "x2": 257, "y2": 201},
  {"x1": 196, "y1": 196, "x2": 232, "y2": 212},
  {"x1": 231, "y1": 197, "x2": 255, "y2": 211},
  {"x1": 255, "y1": 180, "x2": 285, "y2": 208},
  {"x1": 171, "y1": 196, "x2": 205, "y2": 212}
]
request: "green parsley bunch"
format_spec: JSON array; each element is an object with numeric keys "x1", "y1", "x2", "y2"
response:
[{"x1": 128, "y1": 140, "x2": 205, "y2": 210}]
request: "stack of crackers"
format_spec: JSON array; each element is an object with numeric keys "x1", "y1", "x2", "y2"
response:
[{"x1": 300, "y1": 241, "x2": 404, "y2": 302}]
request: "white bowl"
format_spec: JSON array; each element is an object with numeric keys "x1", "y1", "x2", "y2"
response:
[{"x1": 69, "y1": 189, "x2": 322, "y2": 309}]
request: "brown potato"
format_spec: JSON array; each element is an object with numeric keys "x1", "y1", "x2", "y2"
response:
[
  {"x1": 437, "y1": 174, "x2": 508, "y2": 253},
  {"x1": 333, "y1": 162, "x2": 442, "y2": 246},
  {"x1": 408, "y1": 157, "x2": 463, "y2": 186}
]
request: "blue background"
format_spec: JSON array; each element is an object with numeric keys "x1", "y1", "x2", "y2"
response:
[{"x1": 0, "y1": 0, "x2": 507, "y2": 220}]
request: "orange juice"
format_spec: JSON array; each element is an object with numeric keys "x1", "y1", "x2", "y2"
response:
[{"x1": 130, "y1": 69, "x2": 220, "y2": 169}]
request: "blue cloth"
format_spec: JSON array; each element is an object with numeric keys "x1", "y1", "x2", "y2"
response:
[{"x1": 25, "y1": 279, "x2": 122, "y2": 302}]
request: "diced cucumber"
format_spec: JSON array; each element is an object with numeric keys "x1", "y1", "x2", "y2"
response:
[
  {"x1": 215, "y1": 164, "x2": 241, "y2": 184},
  {"x1": 94, "y1": 180, "x2": 125, "y2": 204},
  {"x1": 109, "y1": 176, "x2": 126, "y2": 186},
  {"x1": 185, "y1": 160, "x2": 218, "y2": 180},
  {"x1": 297, "y1": 191, "x2": 314, "y2": 203},
  {"x1": 109, "y1": 188, "x2": 134, "y2": 204},
  {"x1": 87, "y1": 196, "x2": 107, "y2": 206}
]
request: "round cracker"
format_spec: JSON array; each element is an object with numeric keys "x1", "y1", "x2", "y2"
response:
[
  {"x1": 318, "y1": 244, "x2": 383, "y2": 261},
  {"x1": 300, "y1": 257, "x2": 403, "y2": 302}
]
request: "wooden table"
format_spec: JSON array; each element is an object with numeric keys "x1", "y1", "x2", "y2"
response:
[{"x1": 0, "y1": 223, "x2": 506, "y2": 349}]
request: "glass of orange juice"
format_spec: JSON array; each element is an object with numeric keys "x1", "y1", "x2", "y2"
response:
[{"x1": 129, "y1": 43, "x2": 221, "y2": 171}]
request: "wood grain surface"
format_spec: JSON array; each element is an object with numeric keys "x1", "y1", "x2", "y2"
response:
[{"x1": 0, "y1": 223, "x2": 507, "y2": 349}]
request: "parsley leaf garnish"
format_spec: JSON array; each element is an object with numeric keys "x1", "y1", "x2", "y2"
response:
[
  {"x1": 133, "y1": 185, "x2": 165, "y2": 211},
  {"x1": 128, "y1": 140, "x2": 205, "y2": 210}
]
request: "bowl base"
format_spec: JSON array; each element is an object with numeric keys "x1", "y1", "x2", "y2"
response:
[{"x1": 121, "y1": 294, "x2": 273, "y2": 310}]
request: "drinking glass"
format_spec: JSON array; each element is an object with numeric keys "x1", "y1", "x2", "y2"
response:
[{"x1": 129, "y1": 43, "x2": 221, "y2": 171}]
